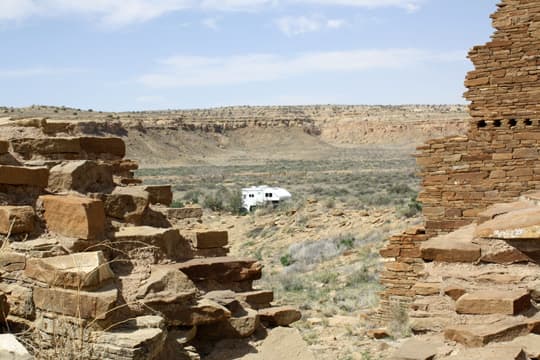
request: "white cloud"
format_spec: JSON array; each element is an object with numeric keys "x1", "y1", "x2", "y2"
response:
[
  {"x1": 0, "y1": 67, "x2": 85, "y2": 78},
  {"x1": 0, "y1": 0, "x2": 424, "y2": 26},
  {"x1": 202, "y1": 17, "x2": 220, "y2": 30},
  {"x1": 139, "y1": 48, "x2": 462, "y2": 88},
  {"x1": 275, "y1": 15, "x2": 346, "y2": 36}
]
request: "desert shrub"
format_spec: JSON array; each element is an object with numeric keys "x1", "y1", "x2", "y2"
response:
[
  {"x1": 170, "y1": 199, "x2": 184, "y2": 208},
  {"x1": 323, "y1": 197, "x2": 336, "y2": 209},
  {"x1": 203, "y1": 191, "x2": 224, "y2": 211},
  {"x1": 346, "y1": 266, "x2": 373, "y2": 286},
  {"x1": 280, "y1": 275, "x2": 304, "y2": 291},
  {"x1": 182, "y1": 190, "x2": 201, "y2": 204},
  {"x1": 225, "y1": 189, "x2": 244, "y2": 215},
  {"x1": 280, "y1": 253, "x2": 295, "y2": 266},
  {"x1": 398, "y1": 195, "x2": 422, "y2": 218}
]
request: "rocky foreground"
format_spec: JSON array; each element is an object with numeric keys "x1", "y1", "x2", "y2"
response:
[{"x1": 0, "y1": 118, "x2": 311, "y2": 359}]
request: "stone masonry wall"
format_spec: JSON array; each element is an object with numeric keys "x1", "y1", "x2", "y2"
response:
[{"x1": 378, "y1": 0, "x2": 540, "y2": 324}]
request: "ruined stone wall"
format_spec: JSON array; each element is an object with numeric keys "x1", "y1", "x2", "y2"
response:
[{"x1": 378, "y1": 0, "x2": 540, "y2": 324}]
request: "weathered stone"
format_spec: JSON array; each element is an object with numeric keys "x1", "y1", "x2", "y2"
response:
[
  {"x1": 444, "y1": 317, "x2": 531, "y2": 347},
  {"x1": 0, "y1": 283, "x2": 33, "y2": 319},
  {"x1": 188, "y1": 230, "x2": 228, "y2": 249},
  {"x1": 0, "y1": 252, "x2": 26, "y2": 271},
  {"x1": 478, "y1": 238, "x2": 532, "y2": 264},
  {"x1": 248, "y1": 327, "x2": 315, "y2": 360},
  {"x1": 105, "y1": 186, "x2": 149, "y2": 224},
  {"x1": 79, "y1": 137, "x2": 125, "y2": 159},
  {"x1": 144, "y1": 185, "x2": 173, "y2": 206},
  {"x1": 156, "y1": 327, "x2": 197, "y2": 360},
  {"x1": 258, "y1": 306, "x2": 301, "y2": 326},
  {"x1": 92, "y1": 327, "x2": 165, "y2": 360},
  {"x1": 177, "y1": 257, "x2": 262, "y2": 283},
  {"x1": 390, "y1": 338, "x2": 442, "y2": 360},
  {"x1": 167, "y1": 206, "x2": 203, "y2": 220},
  {"x1": 508, "y1": 334, "x2": 540, "y2": 359},
  {"x1": 413, "y1": 283, "x2": 440, "y2": 296},
  {"x1": 114, "y1": 226, "x2": 191, "y2": 260},
  {"x1": 236, "y1": 290, "x2": 274, "y2": 309},
  {"x1": 33, "y1": 285, "x2": 118, "y2": 320},
  {"x1": 0, "y1": 206, "x2": 34, "y2": 234},
  {"x1": 443, "y1": 285, "x2": 466, "y2": 301},
  {"x1": 477, "y1": 200, "x2": 536, "y2": 224},
  {"x1": 456, "y1": 290, "x2": 531, "y2": 315},
  {"x1": 0, "y1": 334, "x2": 32, "y2": 360},
  {"x1": 476, "y1": 207, "x2": 540, "y2": 240},
  {"x1": 445, "y1": 345, "x2": 527, "y2": 360},
  {"x1": 25, "y1": 251, "x2": 114, "y2": 290},
  {"x1": 48, "y1": 160, "x2": 114, "y2": 193},
  {"x1": 420, "y1": 224, "x2": 480, "y2": 262},
  {"x1": 40, "y1": 195, "x2": 105, "y2": 240},
  {"x1": 137, "y1": 265, "x2": 198, "y2": 303},
  {"x1": 0, "y1": 165, "x2": 49, "y2": 187},
  {"x1": 198, "y1": 302, "x2": 259, "y2": 339},
  {"x1": 10, "y1": 137, "x2": 81, "y2": 158},
  {"x1": 168, "y1": 299, "x2": 231, "y2": 326}
]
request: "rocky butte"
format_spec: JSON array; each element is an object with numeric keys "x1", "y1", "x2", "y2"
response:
[
  {"x1": 0, "y1": 118, "x2": 305, "y2": 359},
  {"x1": 379, "y1": 0, "x2": 540, "y2": 358}
]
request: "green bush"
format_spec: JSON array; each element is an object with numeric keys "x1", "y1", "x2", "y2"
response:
[
  {"x1": 170, "y1": 200, "x2": 184, "y2": 208},
  {"x1": 203, "y1": 191, "x2": 224, "y2": 211},
  {"x1": 225, "y1": 189, "x2": 244, "y2": 215},
  {"x1": 280, "y1": 253, "x2": 295, "y2": 266}
]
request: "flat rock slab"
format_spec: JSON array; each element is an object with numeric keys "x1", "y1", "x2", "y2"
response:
[
  {"x1": 0, "y1": 165, "x2": 49, "y2": 187},
  {"x1": 176, "y1": 257, "x2": 262, "y2": 282},
  {"x1": 33, "y1": 285, "x2": 118, "y2": 320},
  {"x1": 444, "y1": 345, "x2": 527, "y2": 360},
  {"x1": 40, "y1": 195, "x2": 105, "y2": 240},
  {"x1": 258, "y1": 306, "x2": 301, "y2": 326},
  {"x1": 390, "y1": 338, "x2": 442, "y2": 360},
  {"x1": 236, "y1": 290, "x2": 274, "y2": 309},
  {"x1": 25, "y1": 251, "x2": 114, "y2": 290},
  {"x1": 421, "y1": 224, "x2": 480, "y2": 262},
  {"x1": 0, "y1": 334, "x2": 32, "y2": 360},
  {"x1": 444, "y1": 317, "x2": 531, "y2": 347},
  {"x1": 477, "y1": 200, "x2": 536, "y2": 224},
  {"x1": 476, "y1": 207, "x2": 540, "y2": 240},
  {"x1": 456, "y1": 290, "x2": 531, "y2": 315},
  {"x1": 79, "y1": 137, "x2": 125, "y2": 158},
  {"x1": 508, "y1": 334, "x2": 540, "y2": 359},
  {"x1": 10, "y1": 137, "x2": 81, "y2": 158},
  {"x1": 167, "y1": 206, "x2": 203, "y2": 220},
  {"x1": 92, "y1": 327, "x2": 164, "y2": 359},
  {"x1": 114, "y1": 226, "x2": 189, "y2": 260},
  {"x1": 0, "y1": 206, "x2": 34, "y2": 235},
  {"x1": 238, "y1": 327, "x2": 315, "y2": 360},
  {"x1": 105, "y1": 187, "x2": 149, "y2": 224}
]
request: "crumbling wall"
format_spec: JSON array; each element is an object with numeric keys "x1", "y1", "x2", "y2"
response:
[{"x1": 379, "y1": 0, "x2": 540, "y2": 324}]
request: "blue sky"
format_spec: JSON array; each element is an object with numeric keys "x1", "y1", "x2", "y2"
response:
[{"x1": 0, "y1": 0, "x2": 499, "y2": 111}]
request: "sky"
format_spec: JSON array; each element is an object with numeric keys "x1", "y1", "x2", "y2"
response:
[{"x1": 0, "y1": 0, "x2": 500, "y2": 111}]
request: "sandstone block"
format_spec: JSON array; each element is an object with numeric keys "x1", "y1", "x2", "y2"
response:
[
  {"x1": 455, "y1": 290, "x2": 531, "y2": 315},
  {"x1": 33, "y1": 285, "x2": 118, "y2": 320},
  {"x1": 508, "y1": 334, "x2": 540, "y2": 359},
  {"x1": 258, "y1": 306, "x2": 301, "y2": 326},
  {"x1": 136, "y1": 265, "x2": 198, "y2": 303},
  {"x1": 92, "y1": 327, "x2": 165, "y2": 359},
  {"x1": 48, "y1": 160, "x2": 114, "y2": 193},
  {"x1": 10, "y1": 137, "x2": 80, "y2": 158},
  {"x1": 167, "y1": 205, "x2": 203, "y2": 220},
  {"x1": 199, "y1": 305, "x2": 259, "y2": 339},
  {"x1": 420, "y1": 224, "x2": 480, "y2": 262},
  {"x1": 0, "y1": 206, "x2": 35, "y2": 234},
  {"x1": 114, "y1": 226, "x2": 190, "y2": 260},
  {"x1": 79, "y1": 137, "x2": 125, "y2": 158},
  {"x1": 445, "y1": 345, "x2": 527, "y2": 360},
  {"x1": 176, "y1": 257, "x2": 262, "y2": 283},
  {"x1": 0, "y1": 283, "x2": 33, "y2": 319},
  {"x1": 477, "y1": 200, "x2": 535, "y2": 224},
  {"x1": 25, "y1": 251, "x2": 114, "y2": 290},
  {"x1": 144, "y1": 185, "x2": 173, "y2": 206},
  {"x1": 236, "y1": 290, "x2": 274, "y2": 309},
  {"x1": 167, "y1": 299, "x2": 231, "y2": 326},
  {"x1": 105, "y1": 186, "x2": 149, "y2": 224},
  {"x1": 0, "y1": 252, "x2": 26, "y2": 271},
  {"x1": 0, "y1": 165, "x2": 49, "y2": 187},
  {"x1": 189, "y1": 230, "x2": 228, "y2": 249},
  {"x1": 444, "y1": 285, "x2": 466, "y2": 301},
  {"x1": 40, "y1": 195, "x2": 105, "y2": 240},
  {"x1": 390, "y1": 338, "x2": 442, "y2": 360},
  {"x1": 444, "y1": 317, "x2": 531, "y2": 347},
  {"x1": 476, "y1": 207, "x2": 540, "y2": 240},
  {"x1": 413, "y1": 282, "x2": 440, "y2": 296}
]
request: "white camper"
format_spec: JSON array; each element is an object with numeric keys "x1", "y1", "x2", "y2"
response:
[{"x1": 241, "y1": 185, "x2": 292, "y2": 211}]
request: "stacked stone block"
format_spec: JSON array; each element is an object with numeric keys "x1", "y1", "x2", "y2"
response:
[{"x1": 0, "y1": 118, "x2": 300, "y2": 359}]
